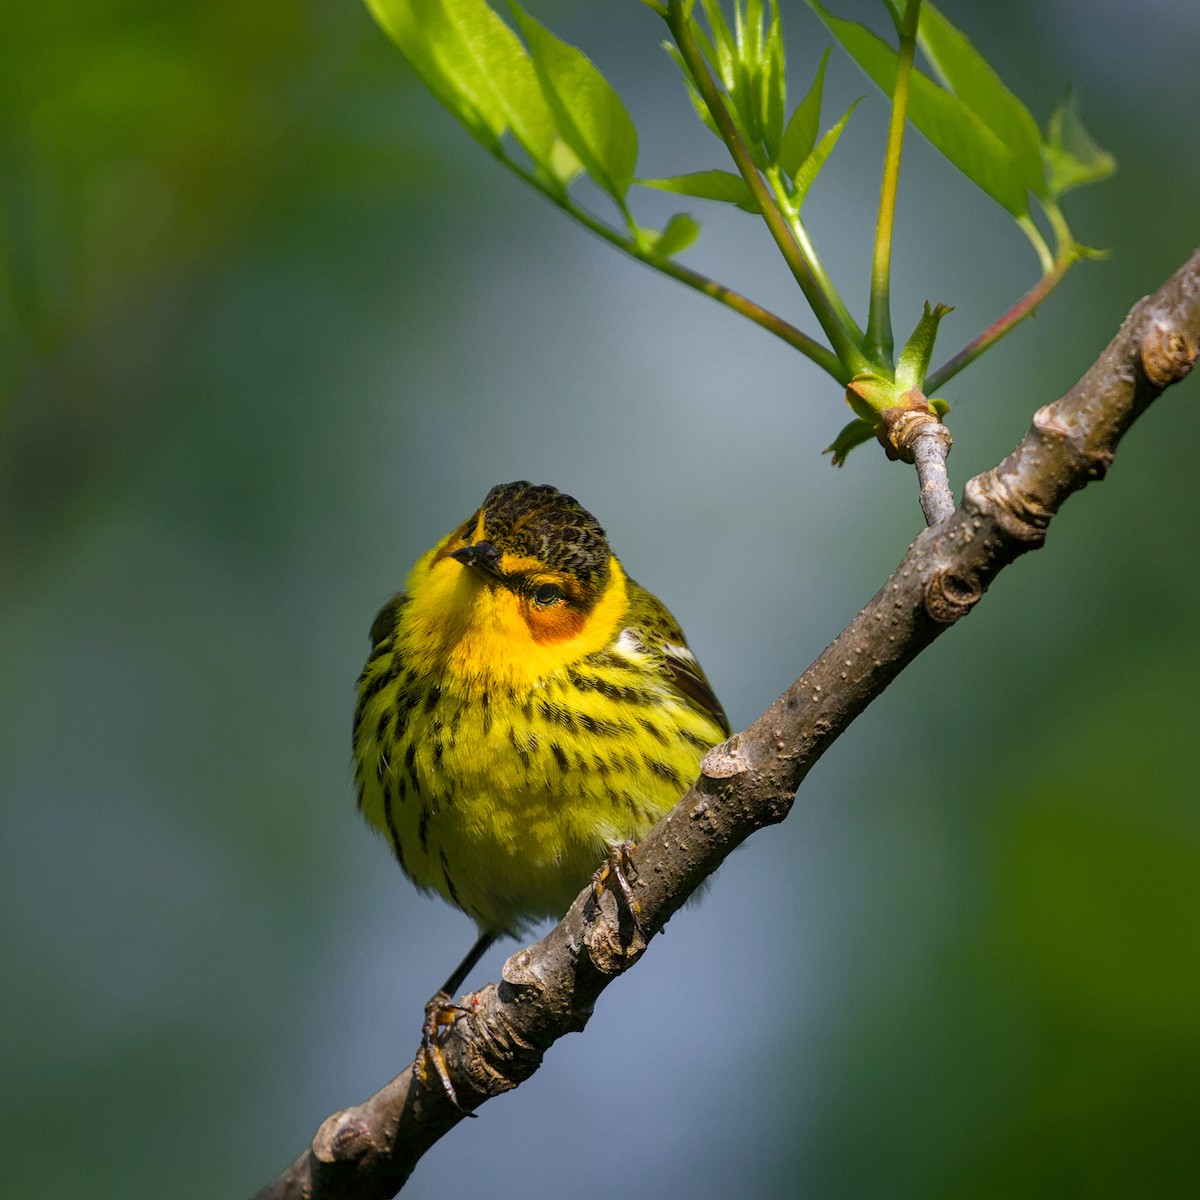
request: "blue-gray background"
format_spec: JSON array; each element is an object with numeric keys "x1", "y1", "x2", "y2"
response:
[{"x1": 3, "y1": 2, "x2": 1198, "y2": 1197}]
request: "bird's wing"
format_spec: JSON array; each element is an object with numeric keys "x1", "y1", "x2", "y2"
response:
[
  {"x1": 661, "y1": 640, "x2": 731, "y2": 737},
  {"x1": 621, "y1": 580, "x2": 731, "y2": 737},
  {"x1": 369, "y1": 591, "x2": 408, "y2": 647}
]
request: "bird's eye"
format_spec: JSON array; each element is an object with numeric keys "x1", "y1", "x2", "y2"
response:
[{"x1": 532, "y1": 582, "x2": 565, "y2": 606}]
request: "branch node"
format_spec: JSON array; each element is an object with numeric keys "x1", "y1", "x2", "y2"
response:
[
  {"x1": 924, "y1": 569, "x2": 981, "y2": 624},
  {"x1": 1140, "y1": 317, "x2": 1197, "y2": 387},
  {"x1": 878, "y1": 404, "x2": 948, "y2": 462},
  {"x1": 501, "y1": 947, "x2": 546, "y2": 993},
  {"x1": 1031, "y1": 403, "x2": 1071, "y2": 440},
  {"x1": 313, "y1": 1108, "x2": 378, "y2": 1164},
  {"x1": 964, "y1": 471, "x2": 1052, "y2": 545},
  {"x1": 701, "y1": 734, "x2": 749, "y2": 779},
  {"x1": 1032, "y1": 403, "x2": 1113, "y2": 480}
]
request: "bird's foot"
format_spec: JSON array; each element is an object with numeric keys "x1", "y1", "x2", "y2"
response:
[
  {"x1": 590, "y1": 840, "x2": 644, "y2": 947},
  {"x1": 418, "y1": 990, "x2": 478, "y2": 1117}
]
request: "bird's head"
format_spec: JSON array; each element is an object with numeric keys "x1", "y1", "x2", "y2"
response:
[{"x1": 402, "y1": 482, "x2": 629, "y2": 685}]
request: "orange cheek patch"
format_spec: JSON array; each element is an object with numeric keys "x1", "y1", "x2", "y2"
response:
[{"x1": 523, "y1": 603, "x2": 587, "y2": 644}]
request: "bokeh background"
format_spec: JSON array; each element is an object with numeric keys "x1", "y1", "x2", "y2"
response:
[{"x1": 3, "y1": 1, "x2": 1198, "y2": 1197}]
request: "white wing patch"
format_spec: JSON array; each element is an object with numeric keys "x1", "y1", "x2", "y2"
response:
[
  {"x1": 616, "y1": 629, "x2": 699, "y2": 669},
  {"x1": 663, "y1": 642, "x2": 698, "y2": 667}
]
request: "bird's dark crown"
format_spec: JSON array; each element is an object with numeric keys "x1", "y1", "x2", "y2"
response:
[{"x1": 473, "y1": 481, "x2": 612, "y2": 589}]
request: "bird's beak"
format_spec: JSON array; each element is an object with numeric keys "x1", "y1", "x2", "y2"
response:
[{"x1": 451, "y1": 540, "x2": 503, "y2": 578}]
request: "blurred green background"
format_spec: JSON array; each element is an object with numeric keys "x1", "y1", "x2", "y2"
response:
[{"x1": 2, "y1": 2, "x2": 1198, "y2": 1197}]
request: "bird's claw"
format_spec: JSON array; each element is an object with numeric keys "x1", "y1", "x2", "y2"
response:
[
  {"x1": 419, "y1": 990, "x2": 478, "y2": 1117},
  {"x1": 590, "y1": 841, "x2": 644, "y2": 945}
]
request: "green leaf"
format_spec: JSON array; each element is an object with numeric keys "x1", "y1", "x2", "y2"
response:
[
  {"x1": 779, "y1": 47, "x2": 831, "y2": 178},
  {"x1": 896, "y1": 301, "x2": 953, "y2": 390},
  {"x1": 1044, "y1": 90, "x2": 1115, "y2": 197},
  {"x1": 917, "y1": 2, "x2": 1046, "y2": 200},
  {"x1": 824, "y1": 416, "x2": 878, "y2": 466},
  {"x1": 365, "y1": 0, "x2": 555, "y2": 168},
  {"x1": 548, "y1": 137, "x2": 584, "y2": 187},
  {"x1": 740, "y1": 0, "x2": 765, "y2": 66},
  {"x1": 637, "y1": 169, "x2": 757, "y2": 210},
  {"x1": 646, "y1": 212, "x2": 702, "y2": 258},
  {"x1": 793, "y1": 97, "x2": 861, "y2": 205},
  {"x1": 699, "y1": 0, "x2": 738, "y2": 92},
  {"x1": 738, "y1": 0, "x2": 766, "y2": 144},
  {"x1": 807, "y1": 0, "x2": 1030, "y2": 219},
  {"x1": 509, "y1": 1, "x2": 639, "y2": 204},
  {"x1": 844, "y1": 370, "x2": 903, "y2": 421},
  {"x1": 760, "y1": 0, "x2": 787, "y2": 160}
]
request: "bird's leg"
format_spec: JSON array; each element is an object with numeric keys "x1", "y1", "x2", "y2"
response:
[
  {"x1": 417, "y1": 930, "x2": 495, "y2": 1115},
  {"x1": 590, "y1": 841, "x2": 644, "y2": 946}
]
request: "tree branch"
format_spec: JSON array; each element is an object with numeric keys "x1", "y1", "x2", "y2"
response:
[{"x1": 251, "y1": 247, "x2": 1199, "y2": 1200}]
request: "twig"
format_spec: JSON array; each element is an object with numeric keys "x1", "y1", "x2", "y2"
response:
[
  {"x1": 251, "y1": 247, "x2": 1199, "y2": 1200},
  {"x1": 880, "y1": 407, "x2": 956, "y2": 525},
  {"x1": 910, "y1": 423, "x2": 955, "y2": 525}
]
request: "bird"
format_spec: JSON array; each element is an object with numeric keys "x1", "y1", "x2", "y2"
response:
[{"x1": 352, "y1": 481, "x2": 729, "y2": 1098}]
